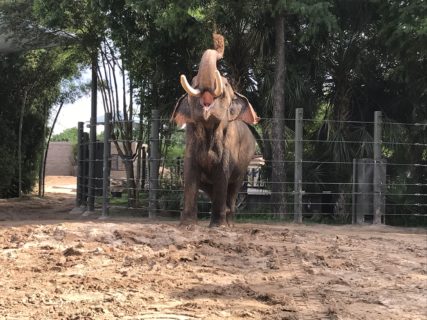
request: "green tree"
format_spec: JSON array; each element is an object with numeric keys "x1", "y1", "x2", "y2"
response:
[
  {"x1": 0, "y1": 1, "x2": 84, "y2": 197},
  {"x1": 51, "y1": 127, "x2": 78, "y2": 143},
  {"x1": 0, "y1": 49, "x2": 82, "y2": 197}
]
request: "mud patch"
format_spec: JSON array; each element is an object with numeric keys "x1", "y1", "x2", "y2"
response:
[{"x1": 0, "y1": 221, "x2": 426, "y2": 319}]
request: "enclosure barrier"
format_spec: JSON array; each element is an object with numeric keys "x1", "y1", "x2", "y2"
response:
[
  {"x1": 149, "y1": 109, "x2": 160, "y2": 219},
  {"x1": 75, "y1": 109, "x2": 426, "y2": 226},
  {"x1": 101, "y1": 112, "x2": 111, "y2": 218},
  {"x1": 294, "y1": 108, "x2": 303, "y2": 223}
]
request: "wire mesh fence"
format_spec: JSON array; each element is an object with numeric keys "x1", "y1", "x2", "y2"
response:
[{"x1": 75, "y1": 109, "x2": 426, "y2": 226}]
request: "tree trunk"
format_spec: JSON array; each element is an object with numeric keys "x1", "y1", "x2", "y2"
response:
[
  {"x1": 18, "y1": 89, "x2": 28, "y2": 198},
  {"x1": 136, "y1": 88, "x2": 145, "y2": 203},
  {"x1": 38, "y1": 104, "x2": 49, "y2": 197},
  {"x1": 125, "y1": 157, "x2": 137, "y2": 208},
  {"x1": 271, "y1": 13, "x2": 287, "y2": 217},
  {"x1": 41, "y1": 101, "x2": 65, "y2": 197}
]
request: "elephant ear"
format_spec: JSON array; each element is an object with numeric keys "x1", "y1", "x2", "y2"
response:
[
  {"x1": 229, "y1": 92, "x2": 260, "y2": 125},
  {"x1": 171, "y1": 94, "x2": 192, "y2": 126}
]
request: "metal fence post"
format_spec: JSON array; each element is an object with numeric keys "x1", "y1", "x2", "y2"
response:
[
  {"x1": 149, "y1": 109, "x2": 160, "y2": 218},
  {"x1": 352, "y1": 158, "x2": 356, "y2": 224},
  {"x1": 87, "y1": 53, "x2": 98, "y2": 212},
  {"x1": 294, "y1": 108, "x2": 303, "y2": 223},
  {"x1": 87, "y1": 118, "x2": 96, "y2": 212},
  {"x1": 141, "y1": 146, "x2": 147, "y2": 190},
  {"x1": 102, "y1": 113, "x2": 111, "y2": 218},
  {"x1": 82, "y1": 132, "x2": 89, "y2": 207},
  {"x1": 373, "y1": 111, "x2": 383, "y2": 224},
  {"x1": 76, "y1": 122, "x2": 84, "y2": 207}
]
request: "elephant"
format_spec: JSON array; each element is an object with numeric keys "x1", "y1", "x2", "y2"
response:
[{"x1": 171, "y1": 34, "x2": 259, "y2": 227}]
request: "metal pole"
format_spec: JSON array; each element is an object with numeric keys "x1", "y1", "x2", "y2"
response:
[
  {"x1": 352, "y1": 158, "x2": 356, "y2": 224},
  {"x1": 76, "y1": 122, "x2": 84, "y2": 207},
  {"x1": 87, "y1": 50, "x2": 98, "y2": 212},
  {"x1": 149, "y1": 109, "x2": 160, "y2": 218},
  {"x1": 294, "y1": 108, "x2": 303, "y2": 223},
  {"x1": 102, "y1": 113, "x2": 111, "y2": 217},
  {"x1": 373, "y1": 111, "x2": 383, "y2": 224},
  {"x1": 82, "y1": 132, "x2": 89, "y2": 207},
  {"x1": 142, "y1": 146, "x2": 147, "y2": 191}
]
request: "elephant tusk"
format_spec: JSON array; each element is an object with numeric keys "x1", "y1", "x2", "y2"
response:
[
  {"x1": 213, "y1": 70, "x2": 223, "y2": 97},
  {"x1": 180, "y1": 75, "x2": 201, "y2": 97}
]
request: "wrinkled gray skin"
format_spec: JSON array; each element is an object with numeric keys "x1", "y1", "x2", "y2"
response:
[{"x1": 172, "y1": 36, "x2": 259, "y2": 227}]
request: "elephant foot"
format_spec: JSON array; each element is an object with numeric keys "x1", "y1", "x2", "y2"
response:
[
  {"x1": 180, "y1": 210, "x2": 198, "y2": 226},
  {"x1": 179, "y1": 214, "x2": 198, "y2": 228},
  {"x1": 226, "y1": 210, "x2": 235, "y2": 227},
  {"x1": 179, "y1": 218, "x2": 198, "y2": 227},
  {"x1": 208, "y1": 220, "x2": 228, "y2": 228},
  {"x1": 209, "y1": 216, "x2": 229, "y2": 228}
]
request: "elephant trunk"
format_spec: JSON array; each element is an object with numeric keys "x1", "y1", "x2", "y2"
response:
[{"x1": 180, "y1": 34, "x2": 224, "y2": 97}]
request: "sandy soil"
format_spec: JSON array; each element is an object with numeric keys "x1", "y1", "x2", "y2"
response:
[{"x1": 0, "y1": 177, "x2": 426, "y2": 319}]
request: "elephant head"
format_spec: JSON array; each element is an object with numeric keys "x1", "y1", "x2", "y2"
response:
[{"x1": 172, "y1": 34, "x2": 259, "y2": 127}]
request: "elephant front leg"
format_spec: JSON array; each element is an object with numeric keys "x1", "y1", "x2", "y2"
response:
[
  {"x1": 180, "y1": 158, "x2": 200, "y2": 226},
  {"x1": 209, "y1": 174, "x2": 228, "y2": 228}
]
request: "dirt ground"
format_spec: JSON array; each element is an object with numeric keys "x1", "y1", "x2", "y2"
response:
[{"x1": 0, "y1": 177, "x2": 426, "y2": 319}]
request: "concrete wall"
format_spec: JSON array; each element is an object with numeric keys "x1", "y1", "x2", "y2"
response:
[
  {"x1": 45, "y1": 141, "x2": 147, "y2": 178},
  {"x1": 45, "y1": 142, "x2": 74, "y2": 176}
]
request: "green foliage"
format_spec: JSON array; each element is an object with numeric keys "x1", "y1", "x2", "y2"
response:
[
  {"x1": 0, "y1": 0, "x2": 84, "y2": 197},
  {"x1": 51, "y1": 127, "x2": 78, "y2": 143},
  {"x1": 0, "y1": 48, "x2": 82, "y2": 197},
  {"x1": 165, "y1": 130, "x2": 185, "y2": 160},
  {"x1": 33, "y1": 0, "x2": 106, "y2": 51}
]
